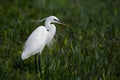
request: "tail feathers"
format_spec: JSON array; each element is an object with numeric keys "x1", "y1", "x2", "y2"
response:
[{"x1": 21, "y1": 52, "x2": 29, "y2": 60}]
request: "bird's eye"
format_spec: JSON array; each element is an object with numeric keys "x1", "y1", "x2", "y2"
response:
[{"x1": 54, "y1": 19, "x2": 57, "y2": 21}]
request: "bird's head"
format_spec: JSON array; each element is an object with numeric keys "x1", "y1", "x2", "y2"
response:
[
  {"x1": 46, "y1": 16, "x2": 59, "y2": 23},
  {"x1": 46, "y1": 16, "x2": 68, "y2": 27},
  {"x1": 32, "y1": 16, "x2": 68, "y2": 27}
]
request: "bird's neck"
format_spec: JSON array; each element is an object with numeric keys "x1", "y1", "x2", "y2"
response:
[
  {"x1": 45, "y1": 21, "x2": 51, "y2": 28},
  {"x1": 45, "y1": 21, "x2": 56, "y2": 31},
  {"x1": 45, "y1": 21, "x2": 56, "y2": 45},
  {"x1": 45, "y1": 20, "x2": 56, "y2": 35}
]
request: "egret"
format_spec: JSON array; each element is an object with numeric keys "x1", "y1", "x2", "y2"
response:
[{"x1": 21, "y1": 16, "x2": 68, "y2": 77}]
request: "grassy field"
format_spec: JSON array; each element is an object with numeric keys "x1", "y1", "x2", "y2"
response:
[{"x1": 0, "y1": 0, "x2": 120, "y2": 80}]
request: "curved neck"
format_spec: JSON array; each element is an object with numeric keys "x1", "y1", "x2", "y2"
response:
[
  {"x1": 45, "y1": 20, "x2": 56, "y2": 32},
  {"x1": 44, "y1": 20, "x2": 56, "y2": 45},
  {"x1": 45, "y1": 20, "x2": 51, "y2": 28},
  {"x1": 44, "y1": 20, "x2": 56, "y2": 36}
]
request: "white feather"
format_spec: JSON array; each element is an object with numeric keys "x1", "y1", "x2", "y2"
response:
[
  {"x1": 21, "y1": 26, "x2": 48, "y2": 60},
  {"x1": 21, "y1": 16, "x2": 61, "y2": 60}
]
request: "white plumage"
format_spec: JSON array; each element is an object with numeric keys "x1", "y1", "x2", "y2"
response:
[
  {"x1": 21, "y1": 16, "x2": 64, "y2": 60},
  {"x1": 22, "y1": 26, "x2": 48, "y2": 60},
  {"x1": 21, "y1": 16, "x2": 68, "y2": 77}
]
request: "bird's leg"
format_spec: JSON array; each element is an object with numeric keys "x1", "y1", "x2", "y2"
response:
[
  {"x1": 34, "y1": 55, "x2": 38, "y2": 74},
  {"x1": 38, "y1": 54, "x2": 42, "y2": 78}
]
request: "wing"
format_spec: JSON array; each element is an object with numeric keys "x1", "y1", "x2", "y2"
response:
[{"x1": 22, "y1": 26, "x2": 48, "y2": 60}]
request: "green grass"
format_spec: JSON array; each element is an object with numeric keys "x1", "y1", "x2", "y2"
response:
[{"x1": 0, "y1": 0, "x2": 120, "y2": 80}]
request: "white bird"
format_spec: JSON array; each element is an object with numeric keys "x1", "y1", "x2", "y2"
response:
[{"x1": 21, "y1": 16, "x2": 68, "y2": 77}]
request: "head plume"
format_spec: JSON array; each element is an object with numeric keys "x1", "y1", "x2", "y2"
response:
[{"x1": 31, "y1": 17, "x2": 46, "y2": 23}]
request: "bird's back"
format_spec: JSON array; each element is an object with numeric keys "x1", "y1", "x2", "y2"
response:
[{"x1": 21, "y1": 26, "x2": 48, "y2": 60}]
